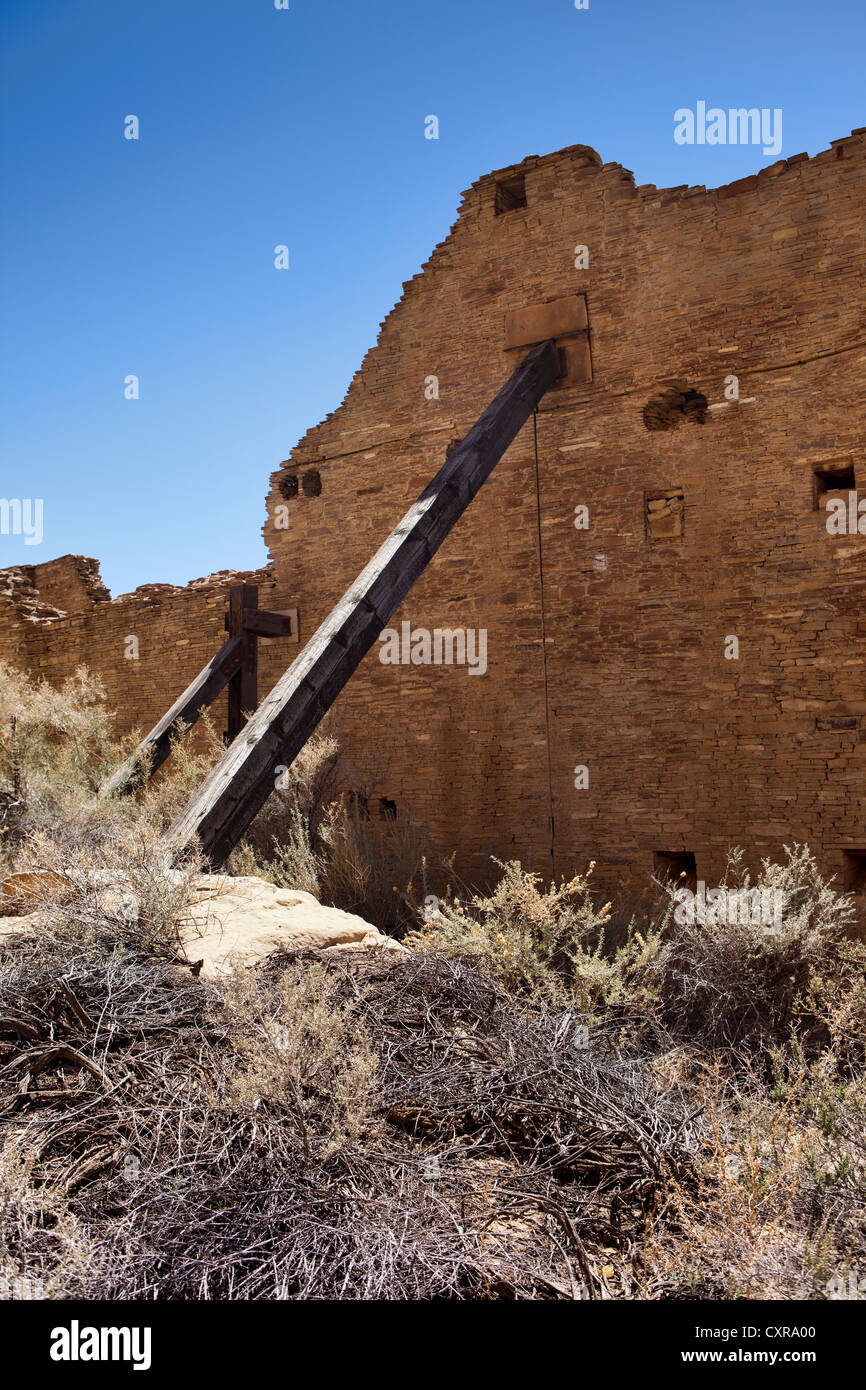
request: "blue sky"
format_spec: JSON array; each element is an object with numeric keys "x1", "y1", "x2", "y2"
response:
[{"x1": 1, "y1": 0, "x2": 862, "y2": 596}]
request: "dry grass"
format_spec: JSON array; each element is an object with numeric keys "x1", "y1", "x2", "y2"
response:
[
  {"x1": 0, "y1": 945, "x2": 695, "y2": 1300},
  {"x1": 1, "y1": 661, "x2": 865, "y2": 1300},
  {"x1": 647, "y1": 846, "x2": 866, "y2": 1055},
  {"x1": 226, "y1": 732, "x2": 452, "y2": 934},
  {"x1": 636, "y1": 1051, "x2": 866, "y2": 1299}
]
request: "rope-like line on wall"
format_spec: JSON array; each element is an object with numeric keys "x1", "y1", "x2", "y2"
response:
[{"x1": 532, "y1": 408, "x2": 556, "y2": 880}]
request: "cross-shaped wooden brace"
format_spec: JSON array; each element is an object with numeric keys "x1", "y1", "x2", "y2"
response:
[{"x1": 223, "y1": 584, "x2": 299, "y2": 743}]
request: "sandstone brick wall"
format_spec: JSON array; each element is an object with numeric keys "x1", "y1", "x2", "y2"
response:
[
  {"x1": 4, "y1": 130, "x2": 866, "y2": 898},
  {"x1": 2, "y1": 557, "x2": 273, "y2": 747},
  {"x1": 28, "y1": 556, "x2": 110, "y2": 616}
]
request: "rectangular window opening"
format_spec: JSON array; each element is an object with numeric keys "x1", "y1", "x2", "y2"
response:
[
  {"x1": 842, "y1": 850, "x2": 866, "y2": 894},
  {"x1": 654, "y1": 851, "x2": 697, "y2": 891},
  {"x1": 495, "y1": 174, "x2": 527, "y2": 215},
  {"x1": 814, "y1": 459, "x2": 855, "y2": 509}
]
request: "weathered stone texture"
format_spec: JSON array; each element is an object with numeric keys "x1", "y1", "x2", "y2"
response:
[
  {"x1": 3, "y1": 561, "x2": 273, "y2": 750},
  {"x1": 4, "y1": 132, "x2": 866, "y2": 897}
]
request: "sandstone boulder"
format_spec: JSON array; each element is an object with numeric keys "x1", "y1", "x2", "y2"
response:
[
  {"x1": 182, "y1": 875, "x2": 403, "y2": 976},
  {"x1": 0, "y1": 870, "x2": 76, "y2": 916},
  {"x1": 0, "y1": 870, "x2": 402, "y2": 976}
]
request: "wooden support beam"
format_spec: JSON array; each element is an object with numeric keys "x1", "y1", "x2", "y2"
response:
[
  {"x1": 226, "y1": 584, "x2": 259, "y2": 744},
  {"x1": 241, "y1": 608, "x2": 299, "y2": 640},
  {"x1": 99, "y1": 636, "x2": 243, "y2": 798},
  {"x1": 165, "y1": 339, "x2": 561, "y2": 866}
]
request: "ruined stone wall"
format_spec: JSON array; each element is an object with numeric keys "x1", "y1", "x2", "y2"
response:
[
  {"x1": 4, "y1": 129, "x2": 866, "y2": 898},
  {"x1": 1, "y1": 557, "x2": 273, "y2": 746},
  {"x1": 264, "y1": 130, "x2": 866, "y2": 895},
  {"x1": 27, "y1": 556, "x2": 110, "y2": 616}
]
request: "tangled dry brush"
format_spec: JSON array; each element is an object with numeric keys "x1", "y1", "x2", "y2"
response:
[{"x1": 1, "y1": 663, "x2": 865, "y2": 1300}]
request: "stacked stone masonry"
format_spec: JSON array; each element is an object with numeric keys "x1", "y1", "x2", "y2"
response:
[{"x1": 3, "y1": 132, "x2": 866, "y2": 898}]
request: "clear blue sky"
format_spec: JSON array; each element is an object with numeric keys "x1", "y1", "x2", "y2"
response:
[{"x1": 1, "y1": 0, "x2": 862, "y2": 596}]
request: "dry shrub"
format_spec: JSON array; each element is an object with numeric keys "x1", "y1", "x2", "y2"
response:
[
  {"x1": 219, "y1": 961, "x2": 379, "y2": 1156},
  {"x1": 3, "y1": 660, "x2": 866, "y2": 1300},
  {"x1": 406, "y1": 858, "x2": 658, "y2": 1008},
  {"x1": 0, "y1": 664, "x2": 129, "y2": 873},
  {"x1": 0, "y1": 660, "x2": 223, "y2": 862},
  {"x1": 0, "y1": 663, "x2": 119, "y2": 804},
  {"x1": 0, "y1": 661, "x2": 444, "y2": 937},
  {"x1": 0, "y1": 661, "x2": 443, "y2": 948},
  {"x1": 314, "y1": 795, "x2": 443, "y2": 932},
  {"x1": 2, "y1": 836, "x2": 864, "y2": 1300},
  {"x1": 0, "y1": 943, "x2": 694, "y2": 1300},
  {"x1": 237, "y1": 732, "x2": 341, "y2": 883},
  {"x1": 0, "y1": 1145, "x2": 102, "y2": 1301},
  {"x1": 638, "y1": 1051, "x2": 866, "y2": 1299},
  {"x1": 0, "y1": 662, "x2": 220, "y2": 963},
  {"x1": 137, "y1": 711, "x2": 226, "y2": 830},
  {"x1": 225, "y1": 734, "x2": 341, "y2": 896},
  {"x1": 647, "y1": 846, "x2": 865, "y2": 1052},
  {"x1": 228, "y1": 733, "x2": 451, "y2": 934},
  {"x1": 0, "y1": 821, "x2": 202, "y2": 964}
]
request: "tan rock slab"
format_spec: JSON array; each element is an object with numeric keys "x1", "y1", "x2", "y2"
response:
[
  {"x1": 0, "y1": 872, "x2": 402, "y2": 978},
  {"x1": 0, "y1": 871, "x2": 76, "y2": 916},
  {"x1": 182, "y1": 875, "x2": 404, "y2": 977}
]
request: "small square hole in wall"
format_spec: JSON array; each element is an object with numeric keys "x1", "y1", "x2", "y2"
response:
[
  {"x1": 646, "y1": 489, "x2": 684, "y2": 540},
  {"x1": 814, "y1": 459, "x2": 855, "y2": 509},
  {"x1": 654, "y1": 851, "x2": 697, "y2": 891},
  {"x1": 842, "y1": 850, "x2": 866, "y2": 894},
  {"x1": 495, "y1": 174, "x2": 527, "y2": 215}
]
